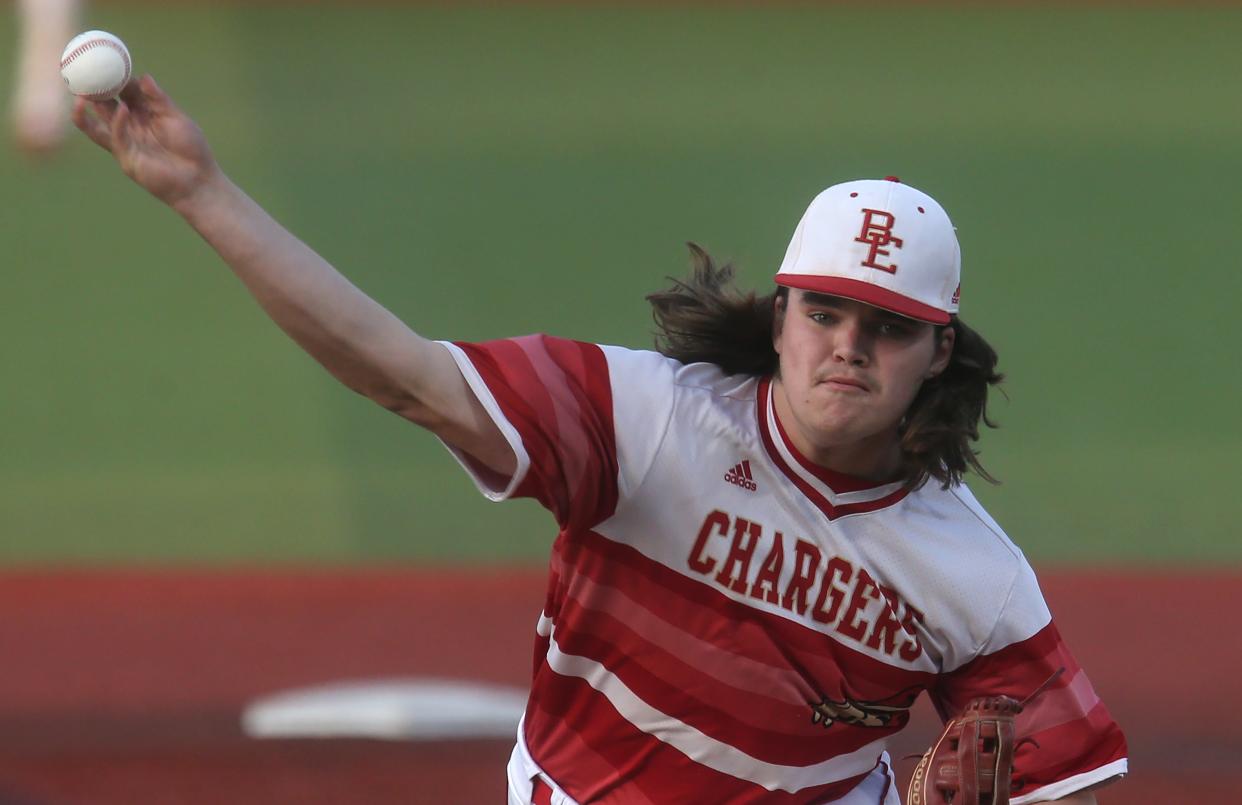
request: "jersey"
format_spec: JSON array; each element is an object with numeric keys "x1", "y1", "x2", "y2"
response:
[{"x1": 438, "y1": 335, "x2": 1128, "y2": 805}]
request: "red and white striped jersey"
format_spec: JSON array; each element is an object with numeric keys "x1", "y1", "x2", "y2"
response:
[{"x1": 440, "y1": 336, "x2": 1128, "y2": 805}]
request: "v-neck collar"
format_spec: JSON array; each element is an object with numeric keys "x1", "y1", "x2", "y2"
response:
[{"x1": 756, "y1": 377, "x2": 912, "y2": 520}]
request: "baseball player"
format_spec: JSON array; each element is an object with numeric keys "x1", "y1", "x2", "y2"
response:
[{"x1": 74, "y1": 78, "x2": 1127, "y2": 804}]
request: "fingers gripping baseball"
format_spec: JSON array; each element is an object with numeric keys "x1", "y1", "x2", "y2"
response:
[{"x1": 72, "y1": 74, "x2": 219, "y2": 209}]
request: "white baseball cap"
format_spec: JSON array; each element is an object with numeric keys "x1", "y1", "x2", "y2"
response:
[{"x1": 774, "y1": 177, "x2": 961, "y2": 325}]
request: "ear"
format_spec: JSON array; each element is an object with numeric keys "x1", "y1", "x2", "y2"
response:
[
  {"x1": 927, "y1": 325, "x2": 955, "y2": 378},
  {"x1": 772, "y1": 293, "x2": 788, "y2": 355}
]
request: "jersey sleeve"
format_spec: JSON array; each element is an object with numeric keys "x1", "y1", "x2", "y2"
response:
[
  {"x1": 437, "y1": 335, "x2": 676, "y2": 531},
  {"x1": 929, "y1": 564, "x2": 1129, "y2": 804}
]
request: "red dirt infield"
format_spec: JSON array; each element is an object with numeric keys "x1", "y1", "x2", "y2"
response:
[{"x1": 0, "y1": 567, "x2": 1236, "y2": 803}]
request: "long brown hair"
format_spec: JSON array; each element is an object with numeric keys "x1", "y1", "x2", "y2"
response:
[{"x1": 646, "y1": 243, "x2": 1004, "y2": 490}]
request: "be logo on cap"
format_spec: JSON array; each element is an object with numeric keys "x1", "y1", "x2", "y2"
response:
[
  {"x1": 774, "y1": 177, "x2": 961, "y2": 324},
  {"x1": 855, "y1": 208, "x2": 903, "y2": 273}
]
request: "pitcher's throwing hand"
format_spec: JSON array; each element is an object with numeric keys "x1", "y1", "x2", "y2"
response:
[{"x1": 73, "y1": 74, "x2": 219, "y2": 211}]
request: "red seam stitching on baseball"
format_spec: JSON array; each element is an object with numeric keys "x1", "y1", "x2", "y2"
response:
[{"x1": 61, "y1": 38, "x2": 132, "y2": 100}]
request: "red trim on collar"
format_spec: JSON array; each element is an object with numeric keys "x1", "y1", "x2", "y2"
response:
[
  {"x1": 756, "y1": 378, "x2": 911, "y2": 520},
  {"x1": 769, "y1": 398, "x2": 894, "y2": 493}
]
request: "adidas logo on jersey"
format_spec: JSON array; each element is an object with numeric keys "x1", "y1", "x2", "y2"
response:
[{"x1": 724, "y1": 460, "x2": 757, "y2": 492}]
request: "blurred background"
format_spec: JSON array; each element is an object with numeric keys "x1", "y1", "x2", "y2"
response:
[
  {"x1": 6, "y1": 2, "x2": 1241, "y2": 566},
  {"x1": 2, "y1": 1, "x2": 1240, "y2": 803}
]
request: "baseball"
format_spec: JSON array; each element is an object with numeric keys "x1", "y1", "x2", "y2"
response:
[{"x1": 60, "y1": 30, "x2": 132, "y2": 101}]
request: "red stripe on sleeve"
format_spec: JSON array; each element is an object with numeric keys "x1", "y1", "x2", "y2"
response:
[
  {"x1": 931, "y1": 621, "x2": 1127, "y2": 794},
  {"x1": 454, "y1": 336, "x2": 618, "y2": 529}
]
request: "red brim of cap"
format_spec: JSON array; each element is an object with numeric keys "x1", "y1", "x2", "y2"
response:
[{"x1": 773, "y1": 275, "x2": 951, "y2": 325}]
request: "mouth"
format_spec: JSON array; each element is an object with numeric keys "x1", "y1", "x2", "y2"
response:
[{"x1": 820, "y1": 376, "x2": 870, "y2": 392}]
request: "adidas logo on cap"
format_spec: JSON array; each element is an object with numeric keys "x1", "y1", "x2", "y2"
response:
[{"x1": 724, "y1": 460, "x2": 757, "y2": 492}]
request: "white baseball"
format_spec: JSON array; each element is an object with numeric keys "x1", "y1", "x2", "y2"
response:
[{"x1": 60, "y1": 30, "x2": 132, "y2": 100}]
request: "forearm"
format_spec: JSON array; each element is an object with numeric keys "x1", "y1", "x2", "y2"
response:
[
  {"x1": 75, "y1": 78, "x2": 511, "y2": 471},
  {"x1": 173, "y1": 170, "x2": 435, "y2": 413}
]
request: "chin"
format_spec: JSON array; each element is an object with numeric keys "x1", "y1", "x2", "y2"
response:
[
  {"x1": 803, "y1": 417, "x2": 866, "y2": 447},
  {"x1": 804, "y1": 400, "x2": 865, "y2": 429}
]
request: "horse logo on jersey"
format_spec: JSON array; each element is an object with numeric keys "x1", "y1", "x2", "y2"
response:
[{"x1": 809, "y1": 695, "x2": 909, "y2": 729}]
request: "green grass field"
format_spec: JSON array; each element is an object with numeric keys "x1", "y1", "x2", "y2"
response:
[{"x1": 2, "y1": 5, "x2": 1239, "y2": 564}]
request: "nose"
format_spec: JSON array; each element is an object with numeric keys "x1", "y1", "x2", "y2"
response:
[{"x1": 832, "y1": 320, "x2": 869, "y2": 367}]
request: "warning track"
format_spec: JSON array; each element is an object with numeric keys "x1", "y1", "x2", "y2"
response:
[{"x1": 0, "y1": 568, "x2": 1234, "y2": 803}]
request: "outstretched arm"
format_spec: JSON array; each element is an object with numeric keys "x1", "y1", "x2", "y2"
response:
[{"x1": 72, "y1": 75, "x2": 514, "y2": 477}]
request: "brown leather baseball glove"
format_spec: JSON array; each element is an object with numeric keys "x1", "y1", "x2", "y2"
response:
[
  {"x1": 905, "y1": 694, "x2": 1023, "y2": 805},
  {"x1": 905, "y1": 669, "x2": 1063, "y2": 805}
]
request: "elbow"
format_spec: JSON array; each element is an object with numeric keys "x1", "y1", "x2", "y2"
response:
[
  {"x1": 369, "y1": 386, "x2": 440, "y2": 429},
  {"x1": 332, "y1": 365, "x2": 441, "y2": 429}
]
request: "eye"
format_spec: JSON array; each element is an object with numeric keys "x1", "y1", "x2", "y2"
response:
[
  {"x1": 809, "y1": 311, "x2": 835, "y2": 324},
  {"x1": 877, "y1": 321, "x2": 912, "y2": 338}
]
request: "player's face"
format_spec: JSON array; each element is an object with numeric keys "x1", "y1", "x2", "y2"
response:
[{"x1": 772, "y1": 291, "x2": 954, "y2": 479}]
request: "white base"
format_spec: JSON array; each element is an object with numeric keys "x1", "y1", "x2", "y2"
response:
[{"x1": 241, "y1": 677, "x2": 528, "y2": 741}]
